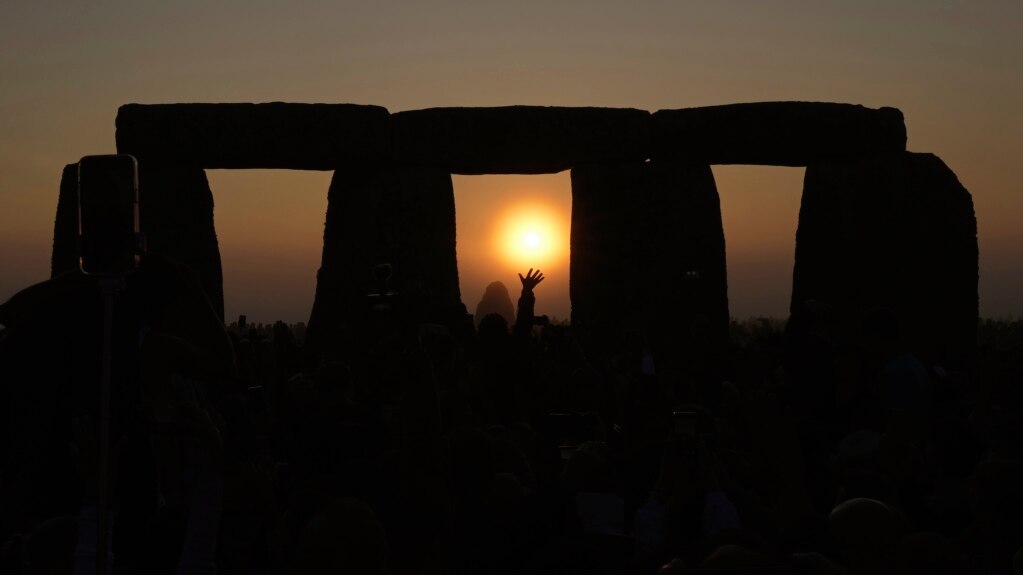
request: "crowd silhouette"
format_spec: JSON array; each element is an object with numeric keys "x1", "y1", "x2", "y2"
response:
[{"x1": 0, "y1": 254, "x2": 1021, "y2": 575}]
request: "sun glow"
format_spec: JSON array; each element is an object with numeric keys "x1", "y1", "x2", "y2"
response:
[{"x1": 494, "y1": 202, "x2": 565, "y2": 268}]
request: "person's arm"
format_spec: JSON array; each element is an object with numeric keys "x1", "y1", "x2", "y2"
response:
[
  {"x1": 74, "y1": 506, "x2": 115, "y2": 575},
  {"x1": 703, "y1": 490, "x2": 740, "y2": 536},
  {"x1": 513, "y1": 268, "x2": 544, "y2": 339},
  {"x1": 395, "y1": 340, "x2": 452, "y2": 573},
  {"x1": 70, "y1": 415, "x2": 116, "y2": 575},
  {"x1": 174, "y1": 472, "x2": 223, "y2": 575},
  {"x1": 174, "y1": 406, "x2": 224, "y2": 575},
  {"x1": 633, "y1": 489, "x2": 669, "y2": 551}
]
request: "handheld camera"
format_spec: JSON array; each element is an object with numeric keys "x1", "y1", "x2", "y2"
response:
[
  {"x1": 367, "y1": 263, "x2": 398, "y2": 312},
  {"x1": 76, "y1": 154, "x2": 144, "y2": 574},
  {"x1": 672, "y1": 411, "x2": 698, "y2": 438},
  {"x1": 671, "y1": 410, "x2": 716, "y2": 455},
  {"x1": 77, "y1": 154, "x2": 143, "y2": 276},
  {"x1": 548, "y1": 412, "x2": 595, "y2": 460}
]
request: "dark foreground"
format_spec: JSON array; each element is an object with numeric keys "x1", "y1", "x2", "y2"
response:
[{"x1": 0, "y1": 265, "x2": 1020, "y2": 574}]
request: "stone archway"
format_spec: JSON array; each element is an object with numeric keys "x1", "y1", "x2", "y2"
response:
[{"x1": 50, "y1": 101, "x2": 977, "y2": 369}]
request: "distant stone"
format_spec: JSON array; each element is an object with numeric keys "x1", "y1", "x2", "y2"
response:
[
  {"x1": 50, "y1": 163, "x2": 79, "y2": 277},
  {"x1": 792, "y1": 152, "x2": 977, "y2": 370},
  {"x1": 392, "y1": 106, "x2": 650, "y2": 174},
  {"x1": 474, "y1": 282, "x2": 516, "y2": 329},
  {"x1": 651, "y1": 102, "x2": 906, "y2": 166},
  {"x1": 116, "y1": 103, "x2": 391, "y2": 170}
]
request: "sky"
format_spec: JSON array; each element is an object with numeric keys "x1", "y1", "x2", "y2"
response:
[{"x1": 1, "y1": 1, "x2": 1020, "y2": 324}]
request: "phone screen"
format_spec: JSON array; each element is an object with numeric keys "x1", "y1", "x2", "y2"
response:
[
  {"x1": 548, "y1": 412, "x2": 594, "y2": 461},
  {"x1": 672, "y1": 411, "x2": 698, "y2": 437},
  {"x1": 78, "y1": 155, "x2": 139, "y2": 275}
]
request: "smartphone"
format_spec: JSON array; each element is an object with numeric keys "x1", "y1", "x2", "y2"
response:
[
  {"x1": 641, "y1": 349, "x2": 656, "y2": 376},
  {"x1": 672, "y1": 411, "x2": 698, "y2": 438},
  {"x1": 247, "y1": 385, "x2": 268, "y2": 417},
  {"x1": 548, "y1": 412, "x2": 586, "y2": 459},
  {"x1": 77, "y1": 154, "x2": 141, "y2": 275}
]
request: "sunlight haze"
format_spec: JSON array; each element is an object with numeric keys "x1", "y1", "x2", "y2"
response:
[{"x1": 1, "y1": 1, "x2": 1020, "y2": 324}]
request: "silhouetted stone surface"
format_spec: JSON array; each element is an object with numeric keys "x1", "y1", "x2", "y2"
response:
[
  {"x1": 393, "y1": 106, "x2": 650, "y2": 174},
  {"x1": 651, "y1": 102, "x2": 906, "y2": 166},
  {"x1": 136, "y1": 162, "x2": 225, "y2": 320},
  {"x1": 570, "y1": 162, "x2": 646, "y2": 347},
  {"x1": 643, "y1": 161, "x2": 730, "y2": 361},
  {"x1": 47, "y1": 99, "x2": 976, "y2": 373},
  {"x1": 306, "y1": 166, "x2": 464, "y2": 363},
  {"x1": 570, "y1": 161, "x2": 728, "y2": 357},
  {"x1": 792, "y1": 151, "x2": 977, "y2": 370},
  {"x1": 116, "y1": 103, "x2": 391, "y2": 170},
  {"x1": 50, "y1": 164, "x2": 79, "y2": 277}
]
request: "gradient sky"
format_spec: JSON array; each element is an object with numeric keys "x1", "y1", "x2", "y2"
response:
[{"x1": 2, "y1": 1, "x2": 1020, "y2": 324}]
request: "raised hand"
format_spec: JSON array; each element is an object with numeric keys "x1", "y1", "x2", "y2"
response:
[{"x1": 518, "y1": 268, "x2": 545, "y2": 292}]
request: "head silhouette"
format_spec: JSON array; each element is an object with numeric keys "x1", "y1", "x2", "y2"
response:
[
  {"x1": 289, "y1": 497, "x2": 389, "y2": 575},
  {"x1": 477, "y1": 313, "x2": 510, "y2": 352},
  {"x1": 829, "y1": 497, "x2": 904, "y2": 573}
]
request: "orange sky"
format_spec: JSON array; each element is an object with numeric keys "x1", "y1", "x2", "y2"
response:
[{"x1": 2, "y1": 1, "x2": 1021, "y2": 324}]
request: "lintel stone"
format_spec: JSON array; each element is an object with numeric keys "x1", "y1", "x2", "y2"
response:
[
  {"x1": 393, "y1": 106, "x2": 650, "y2": 174},
  {"x1": 651, "y1": 102, "x2": 906, "y2": 166},
  {"x1": 116, "y1": 103, "x2": 391, "y2": 170}
]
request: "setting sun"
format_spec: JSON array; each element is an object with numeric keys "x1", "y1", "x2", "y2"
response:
[
  {"x1": 523, "y1": 231, "x2": 542, "y2": 249},
  {"x1": 493, "y1": 202, "x2": 566, "y2": 269},
  {"x1": 453, "y1": 173, "x2": 573, "y2": 321}
]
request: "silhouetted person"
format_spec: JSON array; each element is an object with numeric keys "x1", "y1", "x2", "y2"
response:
[
  {"x1": 6, "y1": 238, "x2": 1017, "y2": 575},
  {"x1": 783, "y1": 300, "x2": 840, "y2": 514},
  {"x1": 0, "y1": 253, "x2": 237, "y2": 574},
  {"x1": 958, "y1": 458, "x2": 1023, "y2": 575},
  {"x1": 828, "y1": 497, "x2": 905, "y2": 575},
  {"x1": 513, "y1": 268, "x2": 544, "y2": 339},
  {"x1": 287, "y1": 497, "x2": 389, "y2": 575},
  {"x1": 473, "y1": 269, "x2": 544, "y2": 426}
]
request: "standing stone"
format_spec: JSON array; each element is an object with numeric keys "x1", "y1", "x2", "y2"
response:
[
  {"x1": 49, "y1": 162, "x2": 223, "y2": 320},
  {"x1": 570, "y1": 161, "x2": 729, "y2": 361},
  {"x1": 792, "y1": 152, "x2": 978, "y2": 371},
  {"x1": 570, "y1": 162, "x2": 648, "y2": 350},
  {"x1": 306, "y1": 166, "x2": 464, "y2": 364},
  {"x1": 51, "y1": 163, "x2": 79, "y2": 277},
  {"x1": 136, "y1": 162, "x2": 225, "y2": 320},
  {"x1": 644, "y1": 161, "x2": 730, "y2": 363}
]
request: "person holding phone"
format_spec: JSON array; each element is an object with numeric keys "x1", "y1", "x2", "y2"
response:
[{"x1": 633, "y1": 407, "x2": 739, "y2": 569}]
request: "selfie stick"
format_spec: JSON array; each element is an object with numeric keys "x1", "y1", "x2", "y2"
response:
[
  {"x1": 96, "y1": 276, "x2": 125, "y2": 575},
  {"x1": 79, "y1": 153, "x2": 140, "y2": 575}
]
